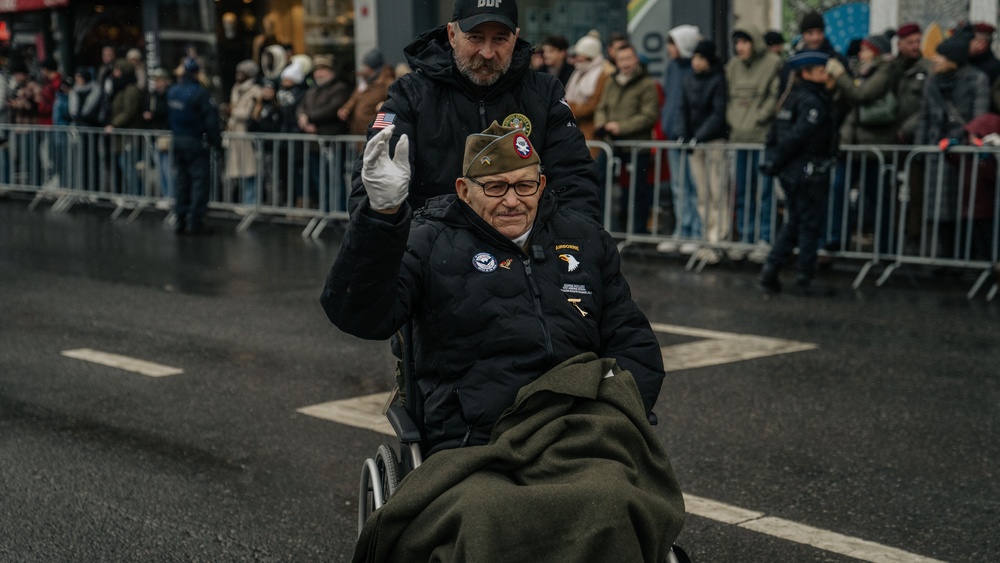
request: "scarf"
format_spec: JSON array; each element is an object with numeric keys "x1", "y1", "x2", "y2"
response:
[{"x1": 564, "y1": 56, "x2": 605, "y2": 104}]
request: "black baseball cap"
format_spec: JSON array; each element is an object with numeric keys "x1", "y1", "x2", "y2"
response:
[{"x1": 452, "y1": 0, "x2": 518, "y2": 33}]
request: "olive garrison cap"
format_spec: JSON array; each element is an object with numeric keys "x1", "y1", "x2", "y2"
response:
[{"x1": 463, "y1": 121, "x2": 539, "y2": 178}]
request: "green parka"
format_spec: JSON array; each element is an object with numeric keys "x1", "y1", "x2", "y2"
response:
[{"x1": 724, "y1": 25, "x2": 783, "y2": 143}]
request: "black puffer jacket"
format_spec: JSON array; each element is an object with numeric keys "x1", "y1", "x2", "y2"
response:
[
  {"x1": 676, "y1": 65, "x2": 728, "y2": 142},
  {"x1": 321, "y1": 194, "x2": 665, "y2": 453},
  {"x1": 348, "y1": 26, "x2": 601, "y2": 221}
]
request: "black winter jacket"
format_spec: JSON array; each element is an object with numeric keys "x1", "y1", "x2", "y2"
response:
[
  {"x1": 766, "y1": 79, "x2": 837, "y2": 175},
  {"x1": 348, "y1": 26, "x2": 601, "y2": 221},
  {"x1": 676, "y1": 65, "x2": 728, "y2": 142},
  {"x1": 321, "y1": 194, "x2": 665, "y2": 453}
]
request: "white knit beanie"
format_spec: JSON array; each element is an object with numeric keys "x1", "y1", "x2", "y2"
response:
[
  {"x1": 574, "y1": 35, "x2": 603, "y2": 61},
  {"x1": 280, "y1": 60, "x2": 305, "y2": 84}
]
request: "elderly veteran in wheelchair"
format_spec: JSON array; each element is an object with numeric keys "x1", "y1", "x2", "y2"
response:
[{"x1": 321, "y1": 123, "x2": 686, "y2": 563}]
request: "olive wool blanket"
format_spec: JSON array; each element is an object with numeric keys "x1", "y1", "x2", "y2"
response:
[{"x1": 352, "y1": 353, "x2": 686, "y2": 563}]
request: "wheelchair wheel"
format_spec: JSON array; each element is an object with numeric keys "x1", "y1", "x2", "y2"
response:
[
  {"x1": 375, "y1": 444, "x2": 401, "y2": 500},
  {"x1": 358, "y1": 444, "x2": 402, "y2": 536}
]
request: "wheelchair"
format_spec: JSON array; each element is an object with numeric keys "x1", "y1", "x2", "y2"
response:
[{"x1": 356, "y1": 323, "x2": 691, "y2": 563}]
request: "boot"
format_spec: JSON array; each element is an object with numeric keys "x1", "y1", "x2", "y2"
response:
[{"x1": 757, "y1": 262, "x2": 782, "y2": 293}]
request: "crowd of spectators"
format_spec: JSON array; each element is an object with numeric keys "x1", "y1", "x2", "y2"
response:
[{"x1": 1, "y1": 12, "x2": 999, "y2": 256}]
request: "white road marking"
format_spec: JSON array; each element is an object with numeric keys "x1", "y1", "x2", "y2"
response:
[
  {"x1": 649, "y1": 323, "x2": 818, "y2": 372},
  {"x1": 686, "y1": 494, "x2": 945, "y2": 563},
  {"x1": 297, "y1": 393, "x2": 394, "y2": 435},
  {"x1": 60, "y1": 348, "x2": 184, "y2": 377},
  {"x1": 301, "y1": 326, "x2": 949, "y2": 561}
]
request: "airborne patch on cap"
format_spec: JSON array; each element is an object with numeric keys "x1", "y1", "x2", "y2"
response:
[{"x1": 513, "y1": 134, "x2": 532, "y2": 159}]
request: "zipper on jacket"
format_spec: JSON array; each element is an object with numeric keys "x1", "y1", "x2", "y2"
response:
[
  {"x1": 478, "y1": 100, "x2": 487, "y2": 129},
  {"x1": 523, "y1": 258, "x2": 555, "y2": 357},
  {"x1": 460, "y1": 425, "x2": 474, "y2": 448}
]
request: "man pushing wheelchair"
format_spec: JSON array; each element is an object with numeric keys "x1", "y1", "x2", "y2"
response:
[{"x1": 321, "y1": 121, "x2": 687, "y2": 562}]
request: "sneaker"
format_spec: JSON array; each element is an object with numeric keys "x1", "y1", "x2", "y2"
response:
[
  {"x1": 726, "y1": 247, "x2": 749, "y2": 261},
  {"x1": 694, "y1": 247, "x2": 721, "y2": 265},
  {"x1": 748, "y1": 244, "x2": 771, "y2": 264},
  {"x1": 679, "y1": 242, "x2": 700, "y2": 255},
  {"x1": 656, "y1": 240, "x2": 680, "y2": 253}
]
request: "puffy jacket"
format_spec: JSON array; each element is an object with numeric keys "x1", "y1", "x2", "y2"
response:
[
  {"x1": 321, "y1": 194, "x2": 665, "y2": 454},
  {"x1": 348, "y1": 25, "x2": 601, "y2": 221},
  {"x1": 766, "y1": 79, "x2": 837, "y2": 174},
  {"x1": 725, "y1": 25, "x2": 783, "y2": 143},
  {"x1": 676, "y1": 65, "x2": 728, "y2": 142},
  {"x1": 298, "y1": 77, "x2": 351, "y2": 136}
]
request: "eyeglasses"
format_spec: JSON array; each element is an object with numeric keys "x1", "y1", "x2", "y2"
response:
[{"x1": 465, "y1": 176, "x2": 541, "y2": 198}]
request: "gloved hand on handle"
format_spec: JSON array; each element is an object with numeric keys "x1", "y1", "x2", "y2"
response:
[{"x1": 362, "y1": 125, "x2": 411, "y2": 212}]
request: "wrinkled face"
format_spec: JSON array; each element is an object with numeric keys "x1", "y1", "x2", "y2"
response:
[
  {"x1": 616, "y1": 46, "x2": 639, "y2": 76},
  {"x1": 541, "y1": 44, "x2": 565, "y2": 67},
  {"x1": 735, "y1": 38, "x2": 753, "y2": 61},
  {"x1": 931, "y1": 53, "x2": 957, "y2": 74},
  {"x1": 448, "y1": 21, "x2": 517, "y2": 86},
  {"x1": 802, "y1": 28, "x2": 825, "y2": 50},
  {"x1": 456, "y1": 165, "x2": 545, "y2": 239},
  {"x1": 898, "y1": 33, "x2": 922, "y2": 60}
]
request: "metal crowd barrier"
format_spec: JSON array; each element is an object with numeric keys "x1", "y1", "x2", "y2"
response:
[
  {"x1": 601, "y1": 139, "x2": 997, "y2": 299},
  {"x1": 1, "y1": 125, "x2": 996, "y2": 299}
]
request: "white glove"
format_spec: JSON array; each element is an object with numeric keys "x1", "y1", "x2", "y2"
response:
[{"x1": 361, "y1": 125, "x2": 410, "y2": 211}]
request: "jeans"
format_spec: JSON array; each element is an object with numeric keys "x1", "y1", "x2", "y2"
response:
[
  {"x1": 667, "y1": 148, "x2": 701, "y2": 239},
  {"x1": 734, "y1": 150, "x2": 774, "y2": 244}
]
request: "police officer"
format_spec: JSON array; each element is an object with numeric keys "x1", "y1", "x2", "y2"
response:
[
  {"x1": 167, "y1": 58, "x2": 221, "y2": 235},
  {"x1": 757, "y1": 51, "x2": 838, "y2": 294}
]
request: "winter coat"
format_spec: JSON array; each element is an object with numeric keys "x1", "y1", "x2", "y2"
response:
[
  {"x1": 954, "y1": 113, "x2": 1000, "y2": 220},
  {"x1": 348, "y1": 25, "x2": 601, "y2": 221},
  {"x1": 320, "y1": 193, "x2": 666, "y2": 454},
  {"x1": 36, "y1": 72, "x2": 61, "y2": 125},
  {"x1": 69, "y1": 82, "x2": 103, "y2": 127},
  {"x1": 915, "y1": 65, "x2": 990, "y2": 220},
  {"x1": 595, "y1": 68, "x2": 660, "y2": 142},
  {"x1": 226, "y1": 78, "x2": 261, "y2": 179},
  {"x1": 766, "y1": 79, "x2": 837, "y2": 175},
  {"x1": 676, "y1": 65, "x2": 728, "y2": 142},
  {"x1": 835, "y1": 55, "x2": 900, "y2": 145},
  {"x1": 167, "y1": 76, "x2": 221, "y2": 147},
  {"x1": 277, "y1": 82, "x2": 308, "y2": 134},
  {"x1": 108, "y1": 70, "x2": 144, "y2": 153},
  {"x1": 725, "y1": 25, "x2": 783, "y2": 143},
  {"x1": 340, "y1": 65, "x2": 395, "y2": 135},
  {"x1": 661, "y1": 58, "x2": 693, "y2": 141},
  {"x1": 565, "y1": 56, "x2": 609, "y2": 142},
  {"x1": 298, "y1": 77, "x2": 351, "y2": 136},
  {"x1": 892, "y1": 56, "x2": 932, "y2": 143}
]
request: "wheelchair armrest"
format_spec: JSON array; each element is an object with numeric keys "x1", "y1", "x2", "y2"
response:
[{"x1": 386, "y1": 403, "x2": 423, "y2": 444}]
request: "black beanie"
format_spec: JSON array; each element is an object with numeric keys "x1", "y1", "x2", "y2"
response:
[
  {"x1": 732, "y1": 30, "x2": 752, "y2": 44},
  {"x1": 799, "y1": 11, "x2": 825, "y2": 34},
  {"x1": 693, "y1": 39, "x2": 718, "y2": 64},
  {"x1": 936, "y1": 32, "x2": 971, "y2": 66},
  {"x1": 764, "y1": 31, "x2": 784, "y2": 46}
]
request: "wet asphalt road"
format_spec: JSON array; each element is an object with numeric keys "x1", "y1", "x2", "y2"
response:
[{"x1": 1, "y1": 195, "x2": 997, "y2": 562}]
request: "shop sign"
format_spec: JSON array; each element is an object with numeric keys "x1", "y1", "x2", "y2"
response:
[{"x1": 0, "y1": 0, "x2": 69, "y2": 14}]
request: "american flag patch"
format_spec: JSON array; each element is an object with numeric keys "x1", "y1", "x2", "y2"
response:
[{"x1": 372, "y1": 112, "x2": 396, "y2": 129}]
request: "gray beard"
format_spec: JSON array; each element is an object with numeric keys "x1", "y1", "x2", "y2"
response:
[{"x1": 454, "y1": 52, "x2": 511, "y2": 87}]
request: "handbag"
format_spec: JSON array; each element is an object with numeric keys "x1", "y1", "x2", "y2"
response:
[{"x1": 857, "y1": 91, "x2": 898, "y2": 126}]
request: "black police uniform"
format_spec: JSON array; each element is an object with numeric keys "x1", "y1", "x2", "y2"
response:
[{"x1": 759, "y1": 78, "x2": 837, "y2": 291}]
